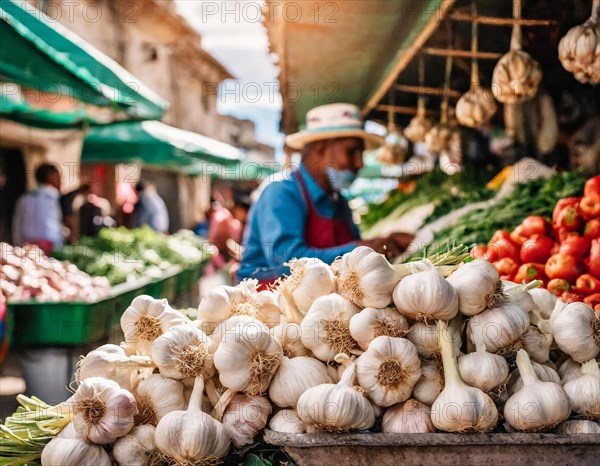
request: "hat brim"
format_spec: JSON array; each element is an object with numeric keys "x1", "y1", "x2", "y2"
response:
[{"x1": 285, "y1": 129, "x2": 384, "y2": 151}]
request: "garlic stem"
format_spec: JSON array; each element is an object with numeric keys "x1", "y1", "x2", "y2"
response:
[
  {"x1": 510, "y1": 0, "x2": 523, "y2": 51},
  {"x1": 470, "y1": 2, "x2": 479, "y2": 87},
  {"x1": 339, "y1": 362, "x2": 358, "y2": 388},
  {"x1": 591, "y1": 0, "x2": 599, "y2": 22},
  {"x1": 437, "y1": 321, "x2": 463, "y2": 387},
  {"x1": 505, "y1": 280, "x2": 542, "y2": 296},
  {"x1": 516, "y1": 349, "x2": 538, "y2": 386},
  {"x1": 211, "y1": 388, "x2": 237, "y2": 422},
  {"x1": 204, "y1": 378, "x2": 221, "y2": 407},
  {"x1": 187, "y1": 376, "x2": 205, "y2": 413}
]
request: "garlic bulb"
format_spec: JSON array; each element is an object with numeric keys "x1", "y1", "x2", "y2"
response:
[
  {"x1": 412, "y1": 360, "x2": 444, "y2": 407},
  {"x1": 558, "y1": 0, "x2": 600, "y2": 84},
  {"x1": 504, "y1": 350, "x2": 570, "y2": 431},
  {"x1": 151, "y1": 324, "x2": 214, "y2": 380},
  {"x1": 221, "y1": 395, "x2": 272, "y2": 449},
  {"x1": 501, "y1": 281, "x2": 536, "y2": 314},
  {"x1": 404, "y1": 113, "x2": 432, "y2": 143},
  {"x1": 558, "y1": 358, "x2": 582, "y2": 384},
  {"x1": 214, "y1": 321, "x2": 283, "y2": 396},
  {"x1": 134, "y1": 374, "x2": 185, "y2": 426},
  {"x1": 381, "y1": 400, "x2": 435, "y2": 433},
  {"x1": 297, "y1": 361, "x2": 375, "y2": 433},
  {"x1": 406, "y1": 321, "x2": 461, "y2": 359},
  {"x1": 41, "y1": 435, "x2": 112, "y2": 466},
  {"x1": 197, "y1": 279, "x2": 263, "y2": 328},
  {"x1": 269, "y1": 409, "x2": 306, "y2": 433},
  {"x1": 456, "y1": 87, "x2": 497, "y2": 128},
  {"x1": 355, "y1": 336, "x2": 422, "y2": 407},
  {"x1": 458, "y1": 332, "x2": 509, "y2": 393},
  {"x1": 556, "y1": 420, "x2": 600, "y2": 434},
  {"x1": 72, "y1": 377, "x2": 137, "y2": 444},
  {"x1": 271, "y1": 322, "x2": 309, "y2": 358},
  {"x1": 337, "y1": 246, "x2": 399, "y2": 308},
  {"x1": 300, "y1": 293, "x2": 360, "y2": 361},
  {"x1": 425, "y1": 124, "x2": 452, "y2": 153},
  {"x1": 521, "y1": 325, "x2": 553, "y2": 363},
  {"x1": 376, "y1": 125, "x2": 409, "y2": 165},
  {"x1": 349, "y1": 307, "x2": 409, "y2": 350},
  {"x1": 113, "y1": 425, "x2": 159, "y2": 466},
  {"x1": 392, "y1": 260, "x2": 458, "y2": 322},
  {"x1": 75, "y1": 344, "x2": 152, "y2": 391},
  {"x1": 121, "y1": 295, "x2": 187, "y2": 355},
  {"x1": 563, "y1": 359, "x2": 600, "y2": 419},
  {"x1": 467, "y1": 303, "x2": 529, "y2": 355},
  {"x1": 447, "y1": 260, "x2": 503, "y2": 316},
  {"x1": 255, "y1": 290, "x2": 282, "y2": 327},
  {"x1": 508, "y1": 360, "x2": 561, "y2": 396},
  {"x1": 210, "y1": 315, "x2": 269, "y2": 349},
  {"x1": 155, "y1": 376, "x2": 230, "y2": 463},
  {"x1": 278, "y1": 258, "x2": 336, "y2": 314},
  {"x1": 269, "y1": 356, "x2": 332, "y2": 408},
  {"x1": 431, "y1": 321, "x2": 498, "y2": 433},
  {"x1": 529, "y1": 288, "x2": 557, "y2": 322},
  {"x1": 551, "y1": 302, "x2": 600, "y2": 363}
]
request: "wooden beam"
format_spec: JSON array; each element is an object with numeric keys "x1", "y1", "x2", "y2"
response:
[
  {"x1": 421, "y1": 47, "x2": 503, "y2": 60},
  {"x1": 449, "y1": 11, "x2": 557, "y2": 27},
  {"x1": 362, "y1": 0, "x2": 458, "y2": 118},
  {"x1": 393, "y1": 84, "x2": 462, "y2": 99},
  {"x1": 376, "y1": 105, "x2": 440, "y2": 116}
]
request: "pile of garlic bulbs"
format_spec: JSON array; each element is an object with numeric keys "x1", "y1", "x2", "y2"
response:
[{"x1": 38, "y1": 249, "x2": 600, "y2": 465}]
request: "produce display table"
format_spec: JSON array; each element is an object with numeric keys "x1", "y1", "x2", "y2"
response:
[{"x1": 264, "y1": 430, "x2": 600, "y2": 466}]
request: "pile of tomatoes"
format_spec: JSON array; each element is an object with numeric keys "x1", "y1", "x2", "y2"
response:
[{"x1": 472, "y1": 175, "x2": 600, "y2": 310}]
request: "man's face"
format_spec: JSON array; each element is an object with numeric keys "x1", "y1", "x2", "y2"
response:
[
  {"x1": 48, "y1": 170, "x2": 61, "y2": 190},
  {"x1": 323, "y1": 137, "x2": 365, "y2": 173}
]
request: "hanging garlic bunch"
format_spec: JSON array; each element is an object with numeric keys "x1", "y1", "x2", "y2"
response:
[
  {"x1": 376, "y1": 120, "x2": 409, "y2": 165},
  {"x1": 297, "y1": 361, "x2": 375, "y2": 433},
  {"x1": 121, "y1": 295, "x2": 187, "y2": 355},
  {"x1": 349, "y1": 307, "x2": 409, "y2": 350},
  {"x1": 269, "y1": 356, "x2": 332, "y2": 408},
  {"x1": 355, "y1": 336, "x2": 422, "y2": 407},
  {"x1": 269, "y1": 409, "x2": 306, "y2": 433},
  {"x1": 447, "y1": 260, "x2": 503, "y2": 316},
  {"x1": 133, "y1": 374, "x2": 185, "y2": 426},
  {"x1": 508, "y1": 359, "x2": 561, "y2": 396},
  {"x1": 277, "y1": 258, "x2": 336, "y2": 315},
  {"x1": 72, "y1": 377, "x2": 137, "y2": 444},
  {"x1": 155, "y1": 376, "x2": 231, "y2": 463},
  {"x1": 425, "y1": 123, "x2": 453, "y2": 153},
  {"x1": 458, "y1": 331, "x2": 509, "y2": 393},
  {"x1": 412, "y1": 359, "x2": 444, "y2": 406},
  {"x1": 504, "y1": 350, "x2": 570, "y2": 431},
  {"x1": 337, "y1": 246, "x2": 399, "y2": 308},
  {"x1": 381, "y1": 400, "x2": 435, "y2": 433},
  {"x1": 456, "y1": 10, "x2": 497, "y2": 128},
  {"x1": 467, "y1": 303, "x2": 529, "y2": 355},
  {"x1": 214, "y1": 321, "x2": 283, "y2": 396},
  {"x1": 563, "y1": 360, "x2": 600, "y2": 419},
  {"x1": 406, "y1": 321, "x2": 461, "y2": 359},
  {"x1": 404, "y1": 103, "x2": 433, "y2": 143},
  {"x1": 439, "y1": 129, "x2": 463, "y2": 176},
  {"x1": 220, "y1": 395, "x2": 272, "y2": 449},
  {"x1": 431, "y1": 321, "x2": 498, "y2": 433},
  {"x1": 151, "y1": 324, "x2": 215, "y2": 380},
  {"x1": 113, "y1": 425, "x2": 160, "y2": 466},
  {"x1": 521, "y1": 325, "x2": 553, "y2": 363},
  {"x1": 492, "y1": 0, "x2": 542, "y2": 103},
  {"x1": 558, "y1": 0, "x2": 600, "y2": 84},
  {"x1": 271, "y1": 322, "x2": 309, "y2": 358},
  {"x1": 75, "y1": 344, "x2": 153, "y2": 391},
  {"x1": 556, "y1": 420, "x2": 600, "y2": 434},
  {"x1": 392, "y1": 260, "x2": 458, "y2": 322},
  {"x1": 300, "y1": 293, "x2": 360, "y2": 361},
  {"x1": 41, "y1": 434, "x2": 112, "y2": 466},
  {"x1": 551, "y1": 302, "x2": 600, "y2": 363}
]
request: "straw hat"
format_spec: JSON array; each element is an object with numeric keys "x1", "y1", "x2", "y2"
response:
[{"x1": 285, "y1": 103, "x2": 384, "y2": 151}]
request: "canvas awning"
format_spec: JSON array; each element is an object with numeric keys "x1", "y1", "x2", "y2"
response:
[
  {"x1": 0, "y1": 0, "x2": 168, "y2": 121},
  {"x1": 81, "y1": 121, "x2": 243, "y2": 174}
]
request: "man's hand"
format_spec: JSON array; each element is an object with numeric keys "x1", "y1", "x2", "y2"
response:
[{"x1": 358, "y1": 232, "x2": 415, "y2": 260}]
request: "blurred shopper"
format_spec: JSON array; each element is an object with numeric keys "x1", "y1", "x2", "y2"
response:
[
  {"x1": 60, "y1": 183, "x2": 89, "y2": 242},
  {"x1": 12, "y1": 163, "x2": 63, "y2": 253},
  {"x1": 131, "y1": 181, "x2": 169, "y2": 233}
]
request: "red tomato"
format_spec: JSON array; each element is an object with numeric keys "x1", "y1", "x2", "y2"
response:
[
  {"x1": 583, "y1": 293, "x2": 600, "y2": 308},
  {"x1": 547, "y1": 278, "x2": 571, "y2": 297},
  {"x1": 488, "y1": 237, "x2": 520, "y2": 262},
  {"x1": 470, "y1": 245, "x2": 498, "y2": 262},
  {"x1": 515, "y1": 263, "x2": 548, "y2": 284},
  {"x1": 553, "y1": 197, "x2": 580, "y2": 225},
  {"x1": 494, "y1": 257, "x2": 519, "y2": 280},
  {"x1": 575, "y1": 274, "x2": 600, "y2": 296},
  {"x1": 491, "y1": 230, "x2": 511, "y2": 243},
  {"x1": 510, "y1": 226, "x2": 528, "y2": 246},
  {"x1": 520, "y1": 235, "x2": 555, "y2": 263},
  {"x1": 555, "y1": 205, "x2": 583, "y2": 232},
  {"x1": 561, "y1": 291, "x2": 583, "y2": 304},
  {"x1": 545, "y1": 253, "x2": 581, "y2": 283},
  {"x1": 559, "y1": 234, "x2": 590, "y2": 260},
  {"x1": 578, "y1": 194, "x2": 600, "y2": 221},
  {"x1": 584, "y1": 175, "x2": 600, "y2": 197},
  {"x1": 588, "y1": 239, "x2": 600, "y2": 279},
  {"x1": 555, "y1": 227, "x2": 572, "y2": 243},
  {"x1": 584, "y1": 219, "x2": 600, "y2": 240},
  {"x1": 520, "y1": 216, "x2": 549, "y2": 237}
]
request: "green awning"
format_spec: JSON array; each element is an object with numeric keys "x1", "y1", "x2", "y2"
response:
[
  {"x1": 82, "y1": 121, "x2": 243, "y2": 174},
  {"x1": 0, "y1": 91, "x2": 89, "y2": 128},
  {"x1": 0, "y1": 0, "x2": 167, "y2": 120},
  {"x1": 209, "y1": 159, "x2": 280, "y2": 181}
]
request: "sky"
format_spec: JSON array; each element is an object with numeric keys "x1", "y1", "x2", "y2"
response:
[{"x1": 174, "y1": 0, "x2": 285, "y2": 159}]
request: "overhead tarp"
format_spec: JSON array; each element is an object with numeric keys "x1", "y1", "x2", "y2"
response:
[
  {"x1": 209, "y1": 159, "x2": 281, "y2": 181},
  {"x1": 264, "y1": 0, "x2": 455, "y2": 133},
  {"x1": 82, "y1": 121, "x2": 243, "y2": 174},
  {"x1": 0, "y1": 0, "x2": 167, "y2": 120}
]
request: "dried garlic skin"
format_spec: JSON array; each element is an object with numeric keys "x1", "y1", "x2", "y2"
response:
[
  {"x1": 382, "y1": 400, "x2": 434, "y2": 433},
  {"x1": 222, "y1": 395, "x2": 272, "y2": 448}
]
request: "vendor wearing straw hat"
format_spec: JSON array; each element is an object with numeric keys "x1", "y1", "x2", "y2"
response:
[{"x1": 239, "y1": 103, "x2": 414, "y2": 283}]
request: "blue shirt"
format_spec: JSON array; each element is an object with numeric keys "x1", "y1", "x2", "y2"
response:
[
  {"x1": 12, "y1": 185, "x2": 63, "y2": 248},
  {"x1": 238, "y1": 164, "x2": 359, "y2": 280},
  {"x1": 131, "y1": 190, "x2": 169, "y2": 233}
]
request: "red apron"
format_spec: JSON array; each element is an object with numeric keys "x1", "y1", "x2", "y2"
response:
[{"x1": 257, "y1": 170, "x2": 356, "y2": 289}]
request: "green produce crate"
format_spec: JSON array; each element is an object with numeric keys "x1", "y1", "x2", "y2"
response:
[
  {"x1": 145, "y1": 266, "x2": 181, "y2": 301},
  {"x1": 176, "y1": 262, "x2": 206, "y2": 294},
  {"x1": 8, "y1": 296, "x2": 118, "y2": 347}
]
